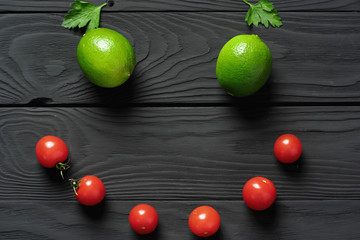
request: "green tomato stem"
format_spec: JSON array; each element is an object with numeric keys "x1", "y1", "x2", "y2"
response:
[
  {"x1": 56, "y1": 159, "x2": 70, "y2": 180},
  {"x1": 69, "y1": 178, "x2": 82, "y2": 196}
]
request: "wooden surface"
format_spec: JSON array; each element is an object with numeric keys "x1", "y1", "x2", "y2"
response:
[
  {"x1": 1, "y1": 107, "x2": 360, "y2": 200},
  {"x1": 1, "y1": 0, "x2": 360, "y2": 12},
  {"x1": 0, "y1": 0, "x2": 360, "y2": 239},
  {"x1": 1, "y1": 12, "x2": 360, "y2": 104},
  {"x1": 1, "y1": 200, "x2": 359, "y2": 239}
]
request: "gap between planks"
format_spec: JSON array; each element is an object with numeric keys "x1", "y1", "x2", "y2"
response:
[{"x1": 1, "y1": 102, "x2": 360, "y2": 108}]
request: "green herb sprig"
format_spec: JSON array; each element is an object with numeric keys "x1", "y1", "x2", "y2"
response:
[
  {"x1": 62, "y1": 0, "x2": 107, "y2": 32},
  {"x1": 243, "y1": 0, "x2": 282, "y2": 28}
]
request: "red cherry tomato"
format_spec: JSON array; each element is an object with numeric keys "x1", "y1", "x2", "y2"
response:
[
  {"x1": 188, "y1": 206, "x2": 220, "y2": 237},
  {"x1": 36, "y1": 136, "x2": 70, "y2": 179},
  {"x1": 71, "y1": 175, "x2": 105, "y2": 206},
  {"x1": 36, "y1": 136, "x2": 69, "y2": 168},
  {"x1": 242, "y1": 177, "x2": 276, "y2": 211},
  {"x1": 274, "y1": 133, "x2": 302, "y2": 163},
  {"x1": 129, "y1": 204, "x2": 158, "y2": 235}
]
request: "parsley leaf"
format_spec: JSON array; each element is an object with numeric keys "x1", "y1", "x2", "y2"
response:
[
  {"x1": 243, "y1": 0, "x2": 282, "y2": 28},
  {"x1": 62, "y1": 0, "x2": 107, "y2": 32}
]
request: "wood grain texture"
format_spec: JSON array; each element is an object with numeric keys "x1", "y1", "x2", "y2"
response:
[
  {"x1": 1, "y1": 0, "x2": 359, "y2": 239},
  {"x1": 0, "y1": 12, "x2": 359, "y2": 105},
  {"x1": 1, "y1": 107, "x2": 360, "y2": 201},
  {"x1": 0, "y1": 200, "x2": 359, "y2": 239},
  {"x1": 1, "y1": 0, "x2": 360, "y2": 12}
]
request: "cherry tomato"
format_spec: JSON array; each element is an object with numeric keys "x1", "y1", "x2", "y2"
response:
[
  {"x1": 274, "y1": 133, "x2": 302, "y2": 163},
  {"x1": 36, "y1": 136, "x2": 69, "y2": 168},
  {"x1": 36, "y1": 136, "x2": 69, "y2": 178},
  {"x1": 71, "y1": 175, "x2": 105, "y2": 206},
  {"x1": 242, "y1": 177, "x2": 276, "y2": 211},
  {"x1": 188, "y1": 206, "x2": 220, "y2": 237},
  {"x1": 129, "y1": 204, "x2": 158, "y2": 235}
]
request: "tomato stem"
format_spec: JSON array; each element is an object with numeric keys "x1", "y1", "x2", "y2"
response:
[
  {"x1": 69, "y1": 178, "x2": 82, "y2": 196},
  {"x1": 56, "y1": 158, "x2": 70, "y2": 180}
]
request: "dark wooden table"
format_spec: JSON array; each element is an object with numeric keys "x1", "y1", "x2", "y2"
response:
[{"x1": 1, "y1": 0, "x2": 360, "y2": 239}]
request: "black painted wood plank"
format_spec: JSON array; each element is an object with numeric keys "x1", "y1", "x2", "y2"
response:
[
  {"x1": 1, "y1": 107, "x2": 360, "y2": 201},
  {"x1": 1, "y1": 0, "x2": 360, "y2": 12},
  {"x1": 0, "y1": 200, "x2": 359, "y2": 239},
  {"x1": 0, "y1": 12, "x2": 359, "y2": 105}
]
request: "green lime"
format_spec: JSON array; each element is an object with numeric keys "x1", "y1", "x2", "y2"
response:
[
  {"x1": 77, "y1": 28, "x2": 136, "y2": 88},
  {"x1": 216, "y1": 35, "x2": 272, "y2": 97}
]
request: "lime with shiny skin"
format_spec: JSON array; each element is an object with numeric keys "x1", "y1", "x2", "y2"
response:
[
  {"x1": 77, "y1": 28, "x2": 136, "y2": 88},
  {"x1": 216, "y1": 35, "x2": 272, "y2": 97}
]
